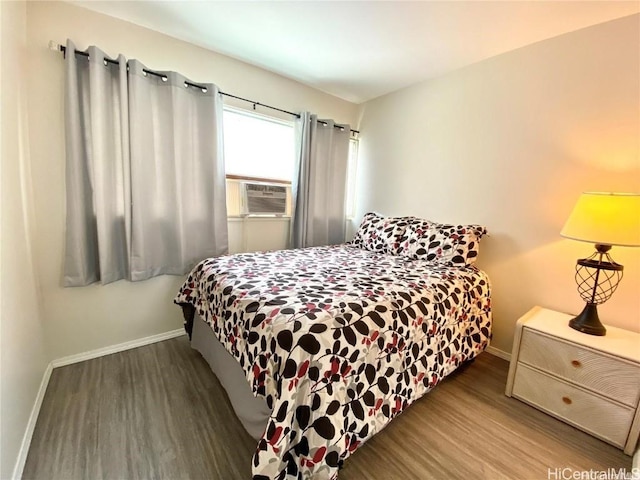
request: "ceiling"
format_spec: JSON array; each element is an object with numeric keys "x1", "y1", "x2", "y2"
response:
[{"x1": 71, "y1": 1, "x2": 640, "y2": 104}]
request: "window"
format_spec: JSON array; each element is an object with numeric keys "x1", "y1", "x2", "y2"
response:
[
  {"x1": 222, "y1": 106, "x2": 359, "y2": 220},
  {"x1": 223, "y1": 107, "x2": 295, "y2": 182}
]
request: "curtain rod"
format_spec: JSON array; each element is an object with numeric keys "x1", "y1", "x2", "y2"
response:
[{"x1": 58, "y1": 45, "x2": 359, "y2": 135}]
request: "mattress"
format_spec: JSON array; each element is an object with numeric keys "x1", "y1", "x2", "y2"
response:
[{"x1": 176, "y1": 243, "x2": 491, "y2": 479}]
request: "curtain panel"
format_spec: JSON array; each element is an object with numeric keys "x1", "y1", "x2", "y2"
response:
[
  {"x1": 127, "y1": 60, "x2": 227, "y2": 281},
  {"x1": 290, "y1": 112, "x2": 350, "y2": 249},
  {"x1": 64, "y1": 42, "x2": 130, "y2": 286},
  {"x1": 63, "y1": 40, "x2": 227, "y2": 286}
]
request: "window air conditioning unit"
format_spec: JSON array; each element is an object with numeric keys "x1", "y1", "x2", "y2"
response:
[{"x1": 241, "y1": 182, "x2": 287, "y2": 215}]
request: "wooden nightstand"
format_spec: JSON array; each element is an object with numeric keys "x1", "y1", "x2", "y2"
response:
[{"x1": 505, "y1": 306, "x2": 640, "y2": 455}]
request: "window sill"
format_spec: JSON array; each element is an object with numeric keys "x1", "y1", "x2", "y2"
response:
[{"x1": 226, "y1": 174, "x2": 291, "y2": 185}]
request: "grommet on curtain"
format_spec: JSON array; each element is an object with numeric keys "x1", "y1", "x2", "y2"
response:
[
  {"x1": 161, "y1": 76, "x2": 167, "y2": 82},
  {"x1": 184, "y1": 82, "x2": 189, "y2": 88},
  {"x1": 143, "y1": 71, "x2": 147, "y2": 77},
  {"x1": 103, "y1": 59, "x2": 108, "y2": 66}
]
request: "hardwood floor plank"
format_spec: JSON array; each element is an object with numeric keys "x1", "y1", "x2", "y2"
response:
[{"x1": 22, "y1": 337, "x2": 631, "y2": 480}]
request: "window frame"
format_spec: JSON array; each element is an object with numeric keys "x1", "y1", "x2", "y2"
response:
[
  {"x1": 222, "y1": 105, "x2": 359, "y2": 221},
  {"x1": 345, "y1": 136, "x2": 359, "y2": 220}
]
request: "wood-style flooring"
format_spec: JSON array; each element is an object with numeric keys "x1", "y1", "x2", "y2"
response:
[{"x1": 23, "y1": 336, "x2": 632, "y2": 479}]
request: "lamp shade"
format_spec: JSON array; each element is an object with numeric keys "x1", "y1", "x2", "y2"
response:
[{"x1": 561, "y1": 192, "x2": 640, "y2": 247}]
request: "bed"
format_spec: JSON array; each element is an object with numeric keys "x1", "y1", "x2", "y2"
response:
[{"x1": 175, "y1": 213, "x2": 491, "y2": 479}]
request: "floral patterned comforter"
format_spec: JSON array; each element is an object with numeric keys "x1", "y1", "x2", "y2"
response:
[{"x1": 175, "y1": 244, "x2": 491, "y2": 479}]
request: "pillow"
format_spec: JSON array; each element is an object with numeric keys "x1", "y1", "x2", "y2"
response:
[
  {"x1": 401, "y1": 222, "x2": 487, "y2": 266},
  {"x1": 395, "y1": 218, "x2": 431, "y2": 254},
  {"x1": 352, "y1": 212, "x2": 417, "y2": 255}
]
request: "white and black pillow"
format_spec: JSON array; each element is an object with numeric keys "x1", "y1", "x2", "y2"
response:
[
  {"x1": 402, "y1": 223, "x2": 487, "y2": 266},
  {"x1": 396, "y1": 218, "x2": 432, "y2": 255},
  {"x1": 352, "y1": 212, "x2": 417, "y2": 255}
]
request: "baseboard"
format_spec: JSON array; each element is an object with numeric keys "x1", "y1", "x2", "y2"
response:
[
  {"x1": 12, "y1": 328, "x2": 186, "y2": 478},
  {"x1": 486, "y1": 345, "x2": 511, "y2": 361},
  {"x1": 12, "y1": 362, "x2": 53, "y2": 480},
  {"x1": 51, "y1": 328, "x2": 186, "y2": 368}
]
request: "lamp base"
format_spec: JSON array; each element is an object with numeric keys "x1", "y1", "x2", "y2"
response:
[{"x1": 569, "y1": 304, "x2": 606, "y2": 336}]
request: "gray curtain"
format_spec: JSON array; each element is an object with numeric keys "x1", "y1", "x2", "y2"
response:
[
  {"x1": 64, "y1": 41, "x2": 130, "y2": 286},
  {"x1": 290, "y1": 112, "x2": 350, "y2": 248},
  {"x1": 127, "y1": 60, "x2": 227, "y2": 281},
  {"x1": 64, "y1": 41, "x2": 227, "y2": 286}
]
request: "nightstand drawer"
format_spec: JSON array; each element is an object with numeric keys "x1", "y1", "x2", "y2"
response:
[
  {"x1": 512, "y1": 364, "x2": 634, "y2": 448},
  {"x1": 519, "y1": 328, "x2": 640, "y2": 407}
]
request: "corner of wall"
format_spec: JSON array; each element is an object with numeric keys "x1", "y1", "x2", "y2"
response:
[{"x1": 1, "y1": 1, "x2": 51, "y2": 478}]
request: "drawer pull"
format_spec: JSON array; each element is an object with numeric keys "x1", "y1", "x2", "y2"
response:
[
  {"x1": 571, "y1": 360, "x2": 582, "y2": 368},
  {"x1": 562, "y1": 396, "x2": 572, "y2": 405}
]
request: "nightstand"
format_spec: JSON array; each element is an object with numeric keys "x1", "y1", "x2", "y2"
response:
[{"x1": 505, "y1": 306, "x2": 640, "y2": 455}]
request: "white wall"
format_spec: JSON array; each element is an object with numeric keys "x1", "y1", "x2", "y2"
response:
[
  {"x1": 228, "y1": 218, "x2": 291, "y2": 254},
  {"x1": 355, "y1": 14, "x2": 640, "y2": 355},
  {"x1": 0, "y1": 1, "x2": 50, "y2": 478},
  {"x1": 25, "y1": 1, "x2": 358, "y2": 360}
]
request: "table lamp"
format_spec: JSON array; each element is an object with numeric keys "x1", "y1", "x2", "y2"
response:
[{"x1": 560, "y1": 192, "x2": 640, "y2": 336}]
